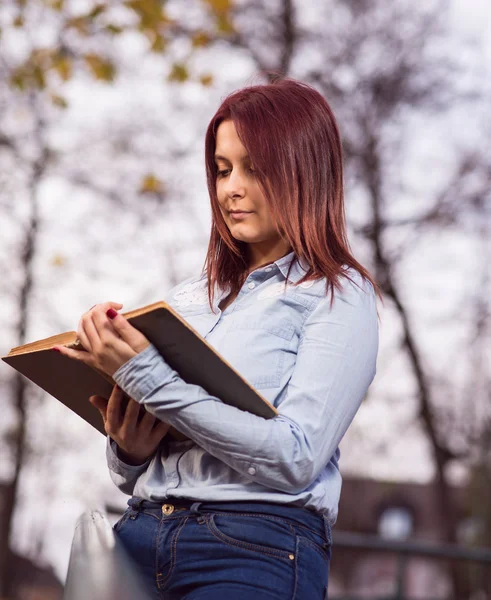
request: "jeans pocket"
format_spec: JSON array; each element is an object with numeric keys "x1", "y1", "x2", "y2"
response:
[
  {"x1": 294, "y1": 525, "x2": 331, "y2": 564},
  {"x1": 206, "y1": 513, "x2": 296, "y2": 560},
  {"x1": 297, "y1": 534, "x2": 330, "y2": 564}
]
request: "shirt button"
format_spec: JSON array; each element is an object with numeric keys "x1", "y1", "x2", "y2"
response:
[
  {"x1": 248, "y1": 467, "x2": 256, "y2": 476},
  {"x1": 247, "y1": 282, "x2": 256, "y2": 290}
]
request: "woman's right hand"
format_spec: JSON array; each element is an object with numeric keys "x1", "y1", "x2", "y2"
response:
[{"x1": 90, "y1": 385, "x2": 170, "y2": 465}]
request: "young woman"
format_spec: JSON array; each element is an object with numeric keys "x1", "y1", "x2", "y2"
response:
[{"x1": 55, "y1": 78, "x2": 380, "y2": 600}]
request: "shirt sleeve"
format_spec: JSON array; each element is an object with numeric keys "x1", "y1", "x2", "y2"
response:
[
  {"x1": 103, "y1": 275, "x2": 206, "y2": 487},
  {"x1": 112, "y1": 276, "x2": 379, "y2": 495},
  {"x1": 105, "y1": 436, "x2": 152, "y2": 495}
]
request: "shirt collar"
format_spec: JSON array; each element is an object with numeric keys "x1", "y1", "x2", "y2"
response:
[
  {"x1": 213, "y1": 252, "x2": 311, "y2": 297},
  {"x1": 274, "y1": 251, "x2": 310, "y2": 284}
]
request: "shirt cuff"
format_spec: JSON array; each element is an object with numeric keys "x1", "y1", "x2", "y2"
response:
[
  {"x1": 113, "y1": 343, "x2": 176, "y2": 403},
  {"x1": 106, "y1": 437, "x2": 151, "y2": 475}
]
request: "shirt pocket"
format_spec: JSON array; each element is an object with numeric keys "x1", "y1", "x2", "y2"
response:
[{"x1": 225, "y1": 317, "x2": 296, "y2": 389}]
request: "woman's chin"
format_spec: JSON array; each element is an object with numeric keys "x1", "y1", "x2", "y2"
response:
[
  {"x1": 230, "y1": 232, "x2": 263, "y2": 244},
  {"x1": 228, "y1": 225, "x2": 261, "y2": 243}
]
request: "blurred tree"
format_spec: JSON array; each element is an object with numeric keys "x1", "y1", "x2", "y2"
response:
[
  {"x1": 0, "y1": 0, "x2": 232, "y2": 596},
  {"x1": 219, "y1": 0, "x2": 491, "y2": 595},
  {"x1": 4, "y1": 0, "x2": 234, "y2": 94}
]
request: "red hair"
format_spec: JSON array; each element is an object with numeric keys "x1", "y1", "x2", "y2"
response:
[{"x1": 203, "y1": 77, "x2": 380, "y2": 308}]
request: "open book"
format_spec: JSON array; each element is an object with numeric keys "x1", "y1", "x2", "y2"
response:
[{"x1": 2, "y1": 301, "x2": 277, "y2": 435}]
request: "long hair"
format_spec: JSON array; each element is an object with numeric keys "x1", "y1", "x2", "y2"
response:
[{"x1": 203, "y1": 77, "x2": 379, "y2": 308}]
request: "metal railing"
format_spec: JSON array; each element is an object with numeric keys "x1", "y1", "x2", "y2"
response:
[{"x1": 331, "y1": 530, "x2": 491, "y2": 600}]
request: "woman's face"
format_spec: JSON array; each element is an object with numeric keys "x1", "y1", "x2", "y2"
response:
[{"x1": 215, "y1": 120, "x2": 289, "y2": 265}]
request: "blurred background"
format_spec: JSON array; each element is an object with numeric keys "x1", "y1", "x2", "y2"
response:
[{"x1": 0, "y1": 0, "x2": 490, "y2": 598}]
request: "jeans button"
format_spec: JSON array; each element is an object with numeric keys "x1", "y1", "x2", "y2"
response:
[{"x1": 162, "y1": 504, "x2": 175, "y2": 515}]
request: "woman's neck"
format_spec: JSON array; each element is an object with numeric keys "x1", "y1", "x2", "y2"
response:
[{"x1": 247, "y1": 241, "x2": 292, "y2": 273}]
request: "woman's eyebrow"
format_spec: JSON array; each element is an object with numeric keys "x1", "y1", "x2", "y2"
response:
[{"x1": 214, "y1": 153, "x2": 250, "y2": 162}]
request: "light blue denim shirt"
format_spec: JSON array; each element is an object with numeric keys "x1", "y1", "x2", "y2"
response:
[{"x1": 107, "y1": 252, "x2": 379, "y2": 523}]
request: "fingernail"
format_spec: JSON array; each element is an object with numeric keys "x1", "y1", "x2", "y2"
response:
[
  {"x1": 106, "y1": 308, "x2": 118, "y2": 319},
  {"x1": 52, "y1": 347, "x2": 61, "y2": 353}
]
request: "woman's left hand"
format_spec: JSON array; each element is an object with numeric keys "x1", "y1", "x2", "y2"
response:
[{"x1": 53, "y1": 302, "x2": 150, "y2": 378}]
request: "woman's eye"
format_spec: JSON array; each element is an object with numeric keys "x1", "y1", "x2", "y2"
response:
[{"x1": 217, "y1": 169, "x2": 230, "y2": 177}]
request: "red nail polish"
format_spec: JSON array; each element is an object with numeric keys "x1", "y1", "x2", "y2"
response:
[
  {"x1": 107, "y1": 308, "x2": 118, "y2": 319},
  {"x1": 52, "y1": 347, "x2": 61, "y2": 353}
]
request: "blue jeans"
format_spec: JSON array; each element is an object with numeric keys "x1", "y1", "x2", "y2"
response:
[{"x1": 114, "y1": 497, "x2": 332, "y2": 599}]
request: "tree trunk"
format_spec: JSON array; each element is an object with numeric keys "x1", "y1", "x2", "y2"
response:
[
  {"x1": 362, "y1": 135, "x2": 470, "y2": 597},
  {"x1": 0, "y1": 160, "x2": 40, "y2": 597}
]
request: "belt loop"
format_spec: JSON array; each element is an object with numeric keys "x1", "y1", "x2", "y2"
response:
[
  {"x1": 128, "y1": 496, "x2": 144, "y2": 519},
  {"x1": 190, "y1": 502, "x2": 202, "y2": 514},
  {"x1": 323, "y1": 515, "x2": 332, "y2": 546}
]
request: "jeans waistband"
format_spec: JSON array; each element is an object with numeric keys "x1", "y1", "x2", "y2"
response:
[{"x1": 127, "y1": 497, "x2": 332, "y2": 545}]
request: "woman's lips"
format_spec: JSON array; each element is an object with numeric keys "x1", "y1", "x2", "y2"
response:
[{"x1": 230, "y1": 211, "x2": 253, "y2": 220}]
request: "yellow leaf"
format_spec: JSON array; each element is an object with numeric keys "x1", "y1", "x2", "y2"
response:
[
  {"x1": 105, "y1": 24, "x2": 124, "y2": 34},
  {"x1": 88, "y1": 4, "x2": 106, "y2": 19},
  {"x1": 51, "y1": 254, "x2": 66, "y2": 267},
  {"x1": 50, "y1": 94, "x2": 68, "y2": 108},
  {"x1": 9, "y1": 49, "x2": 52, "y2": 90},
  {"x1": 45, "y1": 0, "x2": 64, "y2": 10},
  {"x1": 32, "y1": 65, "x2": 46, "y2": 89},
  {"x1": 200, "y1": 73, "x2": 214, "y2": 87},
  {"x1": 150, "y1": 33, "x2": 167, "y2": 53},
  {"x1": 139, "y1": 174, "x2": 165, "y2": 194},
  {"x1": 52, "y1": 55, "x2": 72, "y2": 81},
  {"x1": 31, "y1": 47, "x2": 54, "y2": 66},
  {"x1": 206, "y1": 0, "x2": 232, "y2": 15},
  {"x1": 192, "y1": 31, "x2": 211, "y2": 48},
  {"x1": 168, "y1": 63, "x2": 188, "y2": 83},
  {"x1": 125, "y1": 0, "x2": 164, "y2": 30},
  {"x1": 216, "y1": 14, "x2": 234, "y2": 34},
  {"x1": 10, "y1": 66, "x2": 44, "y2": 91},
  {"x1": 66, "y1": 16, "x2": 89, "y2": 35},
  {"x1": 84, "y1": 54, "x2": 116, "y2": 81},
  {"x1": 10, "y1": 70, "x2": 26, "y2": 90}
]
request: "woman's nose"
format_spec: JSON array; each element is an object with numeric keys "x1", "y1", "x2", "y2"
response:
[{"x1": 224, "y1": 169, "x2": 246, "y2": 197}]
